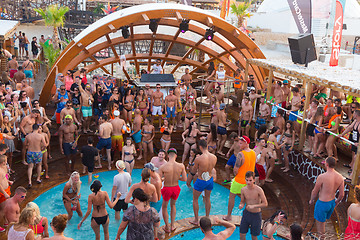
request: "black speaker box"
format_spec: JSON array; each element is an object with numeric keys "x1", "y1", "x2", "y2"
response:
[
  {"x1": 288, "y1": 33, "x2": 317, "y2": 65},
  {"x1": 141, "y1": 74, "x2": 175, "y2": 83}
]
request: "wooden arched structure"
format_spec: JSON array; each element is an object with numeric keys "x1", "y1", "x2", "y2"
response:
[{"x1": 39, "y1": 3, "x2": 267, "y2": 105}]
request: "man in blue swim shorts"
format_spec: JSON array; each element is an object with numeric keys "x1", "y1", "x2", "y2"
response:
[
  {"x1": 165, "y1": 88, "x2": 177, "y2": 124},
  {"x1": 59, "y1": 115, "x2": 78, "y2": 173},
  {"x1": 24, "y1": 124, "x2": 46, "y2": 188},
  {"x1": 97, "y1": 115, "x2": 113, "y2": 170},
  {"x1": 309, "y1": 157, "x2": 344, "y2": 236},
  {"x1": 190, "y1": 140, "x2": 217, "y2": 226},
  {"x1": 271, "y1": 81, "x2": 284, "y2": 118}
]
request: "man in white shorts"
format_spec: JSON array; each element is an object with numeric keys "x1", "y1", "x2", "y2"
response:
[{"x1": 151, "y1": 83, "x2": 164, "y2": 128}]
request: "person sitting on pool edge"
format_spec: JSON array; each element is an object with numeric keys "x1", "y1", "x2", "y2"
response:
[{"x1": 200, "y1": 216, "x2": 236, "y2": 240}]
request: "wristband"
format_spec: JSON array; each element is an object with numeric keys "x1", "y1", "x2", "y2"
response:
[{"x1": 274, "y1": 221, "x2": 280, "y2": 225}]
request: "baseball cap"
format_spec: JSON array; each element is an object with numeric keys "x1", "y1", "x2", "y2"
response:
[
  {"x1": 168, "y1": 148, "x2": 177, "y2": 155},
  {"x1": 65, "y1": 115, "x2": 73, "y2": 119},
  {"x1": 116, "y1": 160, "x2": 125, "y2": 170},
  {"x1": 219, "y1": 103, "x2": 226, "y2": 110},
  {"x1": 144, "y1": 162, "x2": 158, "y2": 171},
  {"x1": 239, "y1": 136, "x2": 250, "y2": 144},
  {"x1": 114, "y1": 110, "x2": 120, "y2": 116},
  {"x1": 283, "y1": 80, "x2": 289, "y2": 84},
  {"x1": 250, "y1": 87, "x2": 256, "y2": 91}
]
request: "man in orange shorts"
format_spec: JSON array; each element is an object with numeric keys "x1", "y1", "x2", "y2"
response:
[
  {"x1": 0, "y1": 155, "x2": 12, "y2": 204},
  {"x1": 110, "y1": 110, "x2": 125, "y2": 160},
  {"x1": 159, "y1": 148, "x2": 187, "y2": 233}
]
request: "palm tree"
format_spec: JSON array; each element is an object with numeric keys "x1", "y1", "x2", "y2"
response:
[
  {"x1": 230, "y1": 2, "x2": 252, "y2": 28},
  {"x1": 34, "y1": 5, "x2": 69, "y2": 48}
]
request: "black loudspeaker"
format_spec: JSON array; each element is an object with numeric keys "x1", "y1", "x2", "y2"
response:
[
  {"x1": 140, "y1": 74, "x2": 175, "y2": 83},
  {"x1": 288, "y1": 33, "x2": 317, "y2": 65}
]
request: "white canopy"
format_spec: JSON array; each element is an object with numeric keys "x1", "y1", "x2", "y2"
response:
[{"x1": 0, "y1": 20, "x2": 19, "y2": 39}]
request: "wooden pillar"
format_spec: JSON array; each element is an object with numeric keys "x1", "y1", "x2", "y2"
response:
[
  {"x1": 352, "y1": 146, "x2": 360, "y2": 185},
  {"x1": 299, "y1": 80, "x2": 312, "y2": 149},
  {"x1": 266, "y1": 70, "x2": 273, "y2": 102},
  {"x1": 243, "y1": 60, "x2": 249, "y2": 91}
]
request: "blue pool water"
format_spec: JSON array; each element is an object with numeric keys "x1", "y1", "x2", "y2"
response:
[
  {"x1": 170, "y1": 226, "x2": 285, "y2": 240},
  {"x1": 34, "y1": 169, "x2": 242, "y2": 239}
]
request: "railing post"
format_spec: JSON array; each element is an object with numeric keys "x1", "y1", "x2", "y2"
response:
[{"x1": 299, "y1": 81, "x2": 312, "y2": 149}]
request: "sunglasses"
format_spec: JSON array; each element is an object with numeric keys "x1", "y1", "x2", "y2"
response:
[
  {"x1": 20, "y1": 195, "x2": 26, "y2": 199},
  {"x1": 156, "y1": 87, "x2": 160, "y2": 88},
  {"x1": 60, "y1": 89, "x2": 65, "y2": 91}
]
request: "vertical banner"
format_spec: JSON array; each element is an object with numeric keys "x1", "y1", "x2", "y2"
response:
[
  {"x1": 181, "y1": 0, "x2": 192, "y2": 5},
  {"x1": 329, "y1": 0, "x2": 346, "y2": 66},
  {"x1": 287, "y1": 0, "x2": 312, "y2": 33}
]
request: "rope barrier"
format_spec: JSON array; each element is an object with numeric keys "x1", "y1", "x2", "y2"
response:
[{"x1": 266, "y1": 100, "x2": 355, "y2": 146}]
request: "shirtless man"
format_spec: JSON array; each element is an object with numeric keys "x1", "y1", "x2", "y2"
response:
[
  {"x1": 150, "y1": 149, "x2": 167, "y2": 171},
  {"x1": 7, "y1": 55, "x2": 18, "y2": 79},
  {"x1": 145, "y1": 163, "x2": 163, "y2": 217},
  {"x1": 289, "y1": 87, "x2": 301, "y2": 122},
  {"x1": 78, "y1": 79, "x2": 94, "y2": 134},
  {"x1": 281, "y1": 80, "x2": 291, "y2": 108},
  {"x1": 255, "y1": 96, "x2": 270, "y2": 129},
  {"x1": 200, "y1": 216, "x2": 236, "y2": 240},
  {"x1": 190, "y1": 140, "x2": 217, "y2": 225},
  {"x1": 151, "y1": 84, "x2": 164, "y2": 128},
  {"x1": 111, "y1": 110, "x2": 126, "y2": 160},
  {"x1": 20, "y1": 109, "x2": 40, "y2": 165},
  {"x1": 96, "y1": 115, "x2": 113, "y2": 170},
  {"x1": 0, "y1": 156, "x2": 12, "y2": 204},
  {"x1": 21, "y1": 79, "x2": 34, "y2": 100},
  {"x1": 304, "y1": 99, "x2": 319, "y2": 152},
  {"x1": 223, "y1": 133, "x2": 241, "y2": 184},
  {"x1": 165, "y1": 89, "x2": 178, "y2": 125},
  {"x1": 181, "y1": 68, "x2": 192, "y2": 87},
  {"x1": 271, "y1": 81, "x2": 284, "y2": 118},
  {"x1": 60, "y1": 100, "x2": 80, "y2": 125},
  {"x1": 239, "y1": 171, "x2": 268, "y2": 240},
  {"x1": 24, "y1": 124, "x2": 46, "y2": 187},
  {"x1": 0, "y1": 186, "x2": 27, "y2": 230},
  {"x1": 13, "y1": 66, "x2": 25, "y2": 89},
  {"x1": 309, "y1": 157, "x2": 344, "y2": 237},
  {"x1": 130, "y1": 109, "x2": 142, "y2": 160},
  {"x1": 213, "y1": 86, "x2": 224, "y2": 104},
  {"x1": 22, "y1": 56, "x2": 35, "y2": 86},
  {"x1": 174, "y1": 81, "x2": 184, "y2": 128},
  {"x1": 239, "y1": 97, "x2": 253, "y2": 136},
  {"x1": 217, "y1": 103, "x2": 227, "y2": 155},
  {"x1": 125, "y1": 168, "x2": 158, "y2": 204},
  {"x1": 159, "y1": 148, "x2": 187, "y2": 232},
  {"x1": 255, "y1": 138, "x2": 267, "y2": 186},
  {"x1": 59, "y1": 115, "x2": 78, "y2": 173}
]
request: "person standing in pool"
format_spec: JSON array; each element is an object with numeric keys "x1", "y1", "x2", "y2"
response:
[
  {"x1": 189, "y1": 139, "x2": 217, "y2": 226},
  {"x1": 159, "y1": 148, "x2": 187, "y2": 233},
  {"x1": 239, "y1": 171, "x2": 268, "y2": 240},
  {"x1": 200, "y1": 216, "x2": 236, "y2": 240},
  {"x1": 309, "y1": 156, "x2": 344, "y2": 237},
  {"x1": 78, "y1": 180, "x2": 121, "y2": 240},
  {"x1": 112, "y1": 160, "x2": 131, "y2": 221},
  {"x1": 96, "y1": 115, "x2": 113, "y2": 170},
  {"x1": 145, "y1": 163, "x2": 163, "y2": 216},
  {"x1": 125, "y1": 168, "x2": 158, "y2": 204},
  {"x1": 63, "y1": 171, "x2": 82, "y2": 221}
]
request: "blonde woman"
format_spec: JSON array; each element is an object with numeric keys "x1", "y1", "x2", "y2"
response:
[
  {"x1": 62, "y1": 171, "x2": 83, "y2": 220},
  {"x1": 7, "y1": 208, "x2": 40, "y2": 240},
  {"x1": 26, "y1": 202, "x2": 49, "y2": 238}
]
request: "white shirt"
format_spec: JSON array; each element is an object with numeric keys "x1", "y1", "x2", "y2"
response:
[
  {"x1": 151, "y1": 64, "x2": 163, "y2": 74},
  {"x1": 216, "y1": 70, "x2": 226, "y2": 80},
  {"x1": 113, "y1": 172, "x2": 132, "y2": 200}
]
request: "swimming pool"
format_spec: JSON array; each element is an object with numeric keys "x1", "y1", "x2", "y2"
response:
[
  {"x1": 170, "y1": 226, "x2": 285, "y2": 240},
  {"x1": 34, "y1": 169, "x2": 242, "y2": 239}
]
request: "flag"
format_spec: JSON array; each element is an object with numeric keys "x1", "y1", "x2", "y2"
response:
[
  {"x1": 329, "y1": 0, "x2": 346, "y2": 66},
  {"x1": 287, "y1": 0, "x2": 312, "y2": 33},
  {"x1": 181, "y1": 0, "x2": 192, "y2": 5}
]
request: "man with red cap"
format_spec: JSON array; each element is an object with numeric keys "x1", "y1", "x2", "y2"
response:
[{"x1": 223, "y1": 136, "x2": 256, "y2": 221}]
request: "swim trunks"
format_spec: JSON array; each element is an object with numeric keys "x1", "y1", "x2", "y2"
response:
[
  {"x1": 217, "y1": 126, "x2": 227, "y2": 135},
  {"x1": 111, "y1": 135, "x2": 123, "y2": 152},
  {"x1": 314, "y1": 93, "x2": 327, "y2": 101},
  {"x1": 166, "y1": 106, "x2": 176, "y2": 118},
  {"x1": 62, "y1": 142, "x2": 77, "y2": 156},
  {"x1": 9, "y1": 69, "x2": 17, "y2": 78},
  {"x1": 113, "y1": 199, "x2": 128, "y2": 212},
  {"x1": 255, "y1": 163, "x2": 266, "y2": 180},
  {"x1": 26, "y1": 151, "x2": 43, "y2": 164},
  {"x1": 81, "y1": 106, "x2": 92, "y2": 118},
  {"x1": 161, "y1": 185, "x2": 181, "y2": 202},
  {"x1": 24, "y1": 70, "x2": 33, "y2": 79},
  {"x1": 289, "y1": 110, "x2": 298, "y2": 122},
  {"x1": 271, "y1": 103, "x2": 281, "y2": 118},
  {"x1": 194, "y1": 177, "x2": 214, "y2": 192},
  {"x1": 152, "y1": 105, "x2": 162, "y2": 116},
  {"x1": 314, "y1": 199, "x2": 336, "y2": 222},
  {"x1": 56, "y1": 112, "x2": 61, "y2": 124},
  {"x1": 255, "y1": 117, "x2": 266, "y2": 129},
  {"x1": 230, "y1": 179, "x2": 246, "y2": 195},
  {"x1": 96, "y1": 137, "x2": 112, "y2": 150},
  {"x1": 0, "y1": 185, "x2": 11, "y2": 204},
  {"x1": 131, "y1": 130, "x2": 142, "y2": 144},
  {"x1": 226, "y1": 154, "x2": 237, "y2": 168},
  {"x1": 239, "y1": 209, "x2": 262, "y2": 236},
  {"x1": 240, "y1": 120, "x2": 249, "y2": 128}
]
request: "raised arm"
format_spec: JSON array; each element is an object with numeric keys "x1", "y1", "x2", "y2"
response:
[{"x1": 78, "y1": 195, "x2": 93, "y2": 229}]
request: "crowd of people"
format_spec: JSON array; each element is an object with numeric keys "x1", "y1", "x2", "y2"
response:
[{"x1": 0, "y1": 55, "x2": 358, "y2": 240}]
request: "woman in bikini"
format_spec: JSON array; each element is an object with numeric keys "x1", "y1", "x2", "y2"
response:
[
  {"x1": 324, "y1": 106, "x2": 342, "y2": 158},
  {"x1": 266, "y1": 126, "x2": 285, "y2": 182},
  {"x1": 122, "y1": 138, "x2": 136, "y2": 175},
  {"x1": 160, "y1": 118, "x2": 173, "y2": 153},
  {"x1": 281, "y1": 121, "x2": 295, "y2": 173},
  {"x1": 78, "y1": 180, "x2": 121, "y2": 240},
  {"x1": 206, "y1": 123, "x2": 217, "y2": 154},
  {"x1": 109, "y1": 87, "x2": 121, "y2": 107},
  {"x1": 2, "y1": 113, "x2": 17, "y2": 173},
  {"x1": 62, "y1": 171, "x2": 83, "y2": 221},
  {"x1": 122, "y1": 88, "x2": 134, "y2": 123},
  {"x1": 181, "y1": 121, "x2": 205, "y2": 164},
  {"x1": 204, "y1": 61, "x2": 216, "y2": 101},
  {"x1": 183, "y1": 95, "x2": 196, "y2": 129},
  {"x1": 136, "y1": 88, "x2": 149, "y2": 119},
  {"x1": 142, "y1": 117, "x2": 155, "y2": 162},
  {"x1": 311, "y1": 106, "x2": 325, "y2": 158},
  {"x1": 26, "y1": 202, "x2": 49, "y2": 238},
  {"x1": 186, "y1": 149, "x2": 199, "y2": 188},
  {"x1": 71, "y1": 87, "x2": 82, "y2": 129}
]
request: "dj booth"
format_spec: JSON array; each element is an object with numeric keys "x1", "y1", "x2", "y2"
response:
[{"x1": 134, "y1": 74, "x2": 177, "y2": 88}]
